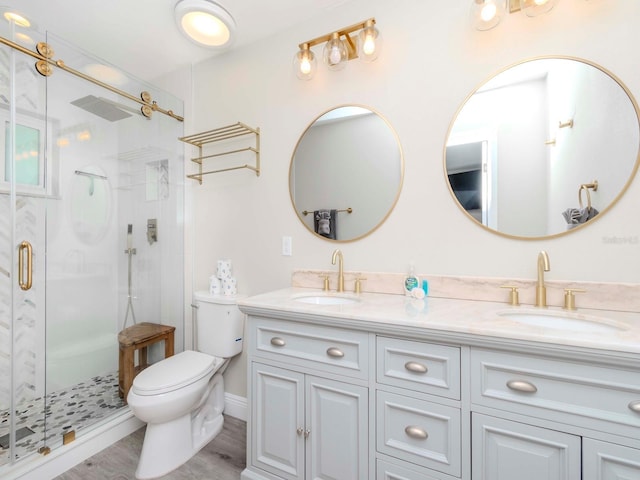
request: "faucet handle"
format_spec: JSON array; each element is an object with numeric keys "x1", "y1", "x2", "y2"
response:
[
  {"x1": 563, "y1": 288, "x2": 586, "y2": 310},
  {"x1": 500, "y1": 285, "x2": 520, "y2": 306},
  {"x1": 319, "y1": 275, "x2": 330, "y2": 292},
  {"x1": 354, "y1": 277, "x2": 367, "y2": 294}
]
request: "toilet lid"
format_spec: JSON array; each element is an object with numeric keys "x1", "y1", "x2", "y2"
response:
[{"x1": 132, "y1": 350, "x2": 220, "y2": 396}]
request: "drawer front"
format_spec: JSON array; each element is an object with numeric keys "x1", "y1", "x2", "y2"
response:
[
  {"x1": 252, "y1": 317, "x2": 369, "y2": 379},
  {"x1": 377, "y1": 391, "x2": 461, "y2": 476},
  {"x1": 376, "y1": 458, "x2": 445, "y2": 480},
  {"x1": 471, "y1": 348, "x2": 640, "y2": 438},
  {"x1": 377, "y1": 336, "x2": 460, "y2": 399}
]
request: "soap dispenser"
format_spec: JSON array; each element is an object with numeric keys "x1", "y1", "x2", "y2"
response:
[{"x1": 404, "y1": 263, "x2": 419, "y2": 296}]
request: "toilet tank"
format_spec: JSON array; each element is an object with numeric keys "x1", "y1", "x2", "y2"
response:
[{"x1": 192, "y1": 291, "x2": 246, "y2": 358}]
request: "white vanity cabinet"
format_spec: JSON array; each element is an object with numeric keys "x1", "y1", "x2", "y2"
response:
[
  {"x1": 244, "y1": 317, "x2": 370, "y2": 480},
  {"x1": 470, "y1": 348, "x2": 640, "y2": 480},
  {"x1": 241, "y1": 298, "x2": 640, "y2": 480}
]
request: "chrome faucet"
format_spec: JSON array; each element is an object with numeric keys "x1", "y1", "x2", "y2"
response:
[
  {"x1": 331, "y1": 249, "x2": 344, "y2": 292},
  {"x1": 535, "y1": 250, "x2": 550, "y2": 307}
]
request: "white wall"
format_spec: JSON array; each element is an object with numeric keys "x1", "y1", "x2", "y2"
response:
[{"x1": 182, "y1": 0, "x2": 640, "y2": 397}]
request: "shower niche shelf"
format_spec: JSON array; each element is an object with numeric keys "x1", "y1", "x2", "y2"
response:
[{"x1": 180, "y1": 122, "x2": 260, "y2": 184}]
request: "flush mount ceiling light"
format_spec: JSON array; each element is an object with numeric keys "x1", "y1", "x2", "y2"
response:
[
  {"x1": 174, "y1": 0, "x2": 236, "y2": 48},
  {"x1": 471, "y1": 0, "x2": 559, "y2": 30},
  {"x1": 293, "y1": 18, "x2": 382, "y2": 81}
]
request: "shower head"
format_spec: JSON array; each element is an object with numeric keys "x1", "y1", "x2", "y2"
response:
[{"x1": 70, "y1": 95, "x2": 140, "y2": 122}]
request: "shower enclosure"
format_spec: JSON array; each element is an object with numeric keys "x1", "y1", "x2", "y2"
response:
[{"x1": 0, "y1": 18, "x2": 184, "y2": 473}]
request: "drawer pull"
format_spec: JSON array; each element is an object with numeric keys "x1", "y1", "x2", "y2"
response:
[
  {"x1": 506, "y1": 379, "x2": 538, "y2": 393},
  {"x1": 270, "y1": 337, "x2": 286, "y2": 347},
  {"x1": 404, "y1": 361, "x2": 428, "y2": 374},
  {"x1": 629, "y1": 400, "x2": 640, "y2": 413},
  {"x1": 326, "y1": 347, "x2": 344, "y2": 358},
  {"x1": 404, "y1": 425, "x2": 428, "y2": 440}
]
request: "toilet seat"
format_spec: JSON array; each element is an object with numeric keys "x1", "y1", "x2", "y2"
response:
[{"x1": 132, "y1": 350, "x2": 223, "y2": 396}]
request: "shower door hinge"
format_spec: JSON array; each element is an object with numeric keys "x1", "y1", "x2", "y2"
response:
[
  {"x1": 38, "y1": 446, "x2": 51, "y2": 455},
  {"x1": 62, "y1": 430, "x2": 76, "y2": 445}
]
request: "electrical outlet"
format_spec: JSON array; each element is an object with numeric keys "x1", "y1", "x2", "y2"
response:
[{"x1": 282, "y1": 236, "x2": 292, "y2": 256}]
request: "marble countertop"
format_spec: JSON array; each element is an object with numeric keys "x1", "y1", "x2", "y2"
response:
[{"x1": 238, "y1": 287, "x2": 640, "y2": 357}]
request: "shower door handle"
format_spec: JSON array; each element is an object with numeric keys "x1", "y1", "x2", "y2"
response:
[{"x1": 18, "y1": 241, "x2": 33, "y2": 290}]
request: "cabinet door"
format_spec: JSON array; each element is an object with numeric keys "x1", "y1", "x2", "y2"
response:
[
  {"x1": 583, "y1": 438, "x2": 640, "y2": 480},
  {"x1": 306, "y1": 375, "x2": 368, "y2": 480},
  {"x1": 472, "y1": 413, "x2": 581, "y2": 480},
  {"x1": 252, "y1": 363, "x2": 305, "y2": 480}
]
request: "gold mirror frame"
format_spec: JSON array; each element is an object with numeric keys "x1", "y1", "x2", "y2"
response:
[
  {"x1": 289, "y1": 104, "x2": 404, "y2": 242},
  {"x1": 444, "y1": 56, "x2": 640, "y2": 240}
]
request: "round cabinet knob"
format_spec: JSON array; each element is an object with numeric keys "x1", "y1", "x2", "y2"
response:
[
  {"x1": 270, "y1": 337, "x2": 286, "y2": 347},
  {"x1": 506, "y1": 379, "x2": 538, "y2": 393},
  {"x1": 404, "y1": 361, "x2": 428, "y2": 374},
  {"x1": 404, "y1": 425, "x2": 428, "y2": 440},
  {"x1": 326, "y1": 347, "x2": 344, "y2": 358}
]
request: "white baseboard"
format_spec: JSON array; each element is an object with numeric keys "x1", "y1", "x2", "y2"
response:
[
  {"x1": 4, "y1": 410, "x2": 143, "y2": 480},
  {"x1": 224, "y1": 392, "x2": 247, "y2": 422}
]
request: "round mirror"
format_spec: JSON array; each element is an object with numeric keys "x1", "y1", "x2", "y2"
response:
[
  {"x1": 445, "y1": 57, "x2": 640, "y2": 239},
  {"x1": 290, "y1": 105, "x2": 403, "y2": 242}
]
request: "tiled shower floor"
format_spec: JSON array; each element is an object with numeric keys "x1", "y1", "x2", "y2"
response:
[{"x1": 0, "y1": 371, "x2": 126, "y2": 463}]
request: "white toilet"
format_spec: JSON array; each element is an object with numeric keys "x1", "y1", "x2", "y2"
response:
[{"x1": 127, "y1": 291, "x2": 245, "y2": 479}]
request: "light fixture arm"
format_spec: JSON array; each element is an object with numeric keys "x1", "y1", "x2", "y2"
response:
[{"x1": 298, "y1": 17, "x2": 376, "y2": 53}]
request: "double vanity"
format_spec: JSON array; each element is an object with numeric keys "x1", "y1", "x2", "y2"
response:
[
  {"x1": 238, "y1": 272, "x2": 640, "y2": 480},
  {"x1": 274, "y1": 50, "x2": 640, "y2": 480}
]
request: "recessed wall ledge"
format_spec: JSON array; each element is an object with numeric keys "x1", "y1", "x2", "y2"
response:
[{"x1": 292, "y1": 269, "x2": 640, "y2": 314}]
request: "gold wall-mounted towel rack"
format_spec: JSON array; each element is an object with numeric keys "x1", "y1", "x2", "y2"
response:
[
  {"x1": 302, "y1": 208, "x2": 353, "y2": 216},
  {"x1": 579, "y1": 180, "x2": 598, "y2": 210},
  {"x1": 180, "y1": 122, "x2": 260, "y2": 184}
]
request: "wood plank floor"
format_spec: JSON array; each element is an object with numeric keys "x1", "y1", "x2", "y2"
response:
[{"x1": 55, "y1": 415, "x2": 246, "y2": 479}]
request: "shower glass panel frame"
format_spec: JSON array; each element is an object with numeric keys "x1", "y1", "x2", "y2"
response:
[
  {"x1": 0, "y1": 19, "x2": 49, "y2": 468},
  {"x1": 0, "y1": 23, "x2": 184, "y2": 473}
]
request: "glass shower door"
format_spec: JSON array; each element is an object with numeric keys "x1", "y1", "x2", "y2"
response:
[{"x1": 0, "y1": 18, "x2": 49, "y2": 467}]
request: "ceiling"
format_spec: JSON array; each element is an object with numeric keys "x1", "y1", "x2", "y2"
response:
[{"x1": 2, "y1": 0, "x2": 353, "y2": 82}]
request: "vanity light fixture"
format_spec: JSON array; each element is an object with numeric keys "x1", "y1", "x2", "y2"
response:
[
  {"x1": 472, "y1": 0, "x2": 559, "y2": 31},
  {"x1": 293, "y1": 18, "x2": 381, "y2": 80},
  {"x1": 174, "y1": 0, "x2": 236, "y2": 48}
]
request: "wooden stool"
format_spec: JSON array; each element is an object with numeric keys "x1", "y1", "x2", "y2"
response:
[{"x1": 118, "y1": 322, "x2": 176, "y2": 403}]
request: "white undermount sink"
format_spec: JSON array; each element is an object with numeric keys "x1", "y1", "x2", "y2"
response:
[
  {"x1": 496, "y1": 309, "x2": 626, "y2": 333},
  {"x1": 293, "y1": 293, "x2": 361, "y2": 306}
]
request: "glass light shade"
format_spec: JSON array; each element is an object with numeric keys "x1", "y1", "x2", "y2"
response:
[
  {"x1": 471, "y1": 0, "x2": 506, "y2": 31},
  {"x1": 323, "y1": 32, "x2": 348, "y2": 71},
  {"x1": 293, "y1": 45, "x2": 317, "y2": 80},
  {"x1": 175, "y1": 0, "x2": 236, "y2": 48},
  {"x1": 357, "y1": 21, "x2": 382, "y2": 63},
  {"x1": 520, "y1": 0, "x2": 559, "y2": 17}
]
